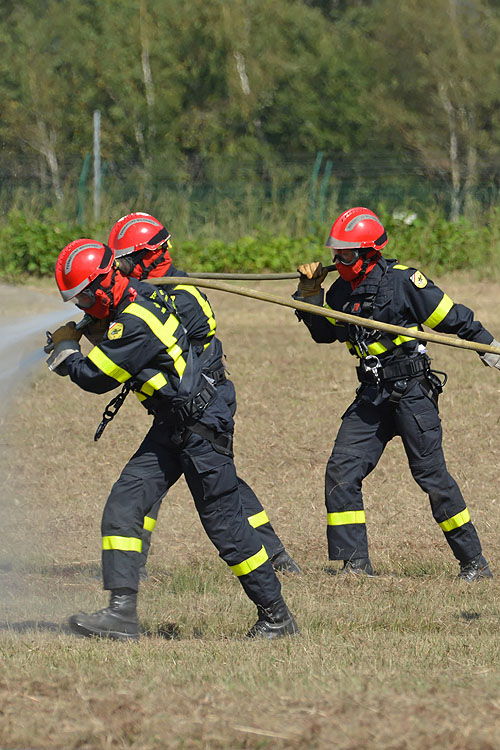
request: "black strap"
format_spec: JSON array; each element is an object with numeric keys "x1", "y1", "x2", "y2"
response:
[
  {"x1": 186, "y1": 422, "x2": 234, "y2": 457},
  {"x1": 134, "y1": 243, "x2": 170, "y2": 277},
  {"x1": 345, "y1": 260, "x2": 388, "y2": 353},
  {"x1": 174, "y1": 381, "x2": 217, "y2": 422},
  {"x1": 356, "y1": 355, "x2": 428, "y2": 384},
  {"x1": 387, "y1": 378, "x2": 411, "y2": 406},
  {"x1": 206, "y1": 365, "x2": 227, "y2": 385}
]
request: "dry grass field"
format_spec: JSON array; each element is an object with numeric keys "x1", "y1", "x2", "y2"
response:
[{"x1": 1, "y1": 273, "x2": 500, "y2": 749}]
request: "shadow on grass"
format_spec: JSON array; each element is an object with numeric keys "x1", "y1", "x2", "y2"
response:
[
  {"x1": 323, "y1": 563, "x2": 454, "y2": 579},
  {"x1": 0, "y1": 620, "x2": 73, "y2": 634},
  {"x1": 0, "y1": 619, "x2": 185, "y2": 639}
]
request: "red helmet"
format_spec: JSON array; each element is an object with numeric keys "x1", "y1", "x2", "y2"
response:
[
  {"x1": 326, "y1": 207, "x2": 388, "y2": 251},
  {"x1": 55, "y1": 239, "x2": 115, "y2": 302},
  {"x1": 108, "y1": 212, "x2": 171, "y2": 257}
]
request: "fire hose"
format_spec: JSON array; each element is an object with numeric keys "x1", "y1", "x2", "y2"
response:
[
  {"x1": 152, "y1": 274, "x2": 500, "y2": 356},
  {"x1": 44, "y1": 269, "x2": 500, "y2": 441},
  {"x1": 45, "y1": 268, "x2": 500, "y2": 356}
]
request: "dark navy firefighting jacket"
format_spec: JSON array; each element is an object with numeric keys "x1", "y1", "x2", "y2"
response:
[
  {"x1": 157, "y1": 264, "x2": 224, "y2": 374},
  {"x1": 298, "y1": 256, "x2": 494, "y2": 362},
  {"x1": 64, "y1": 279, "x2": 233, "y2": 433}
]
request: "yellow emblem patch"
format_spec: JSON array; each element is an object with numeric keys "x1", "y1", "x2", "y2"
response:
[
  {"x1": 107, "y1": 322, "x2": 124, "y2": 340},
  {"x1": 410, "y1": 270, "x2": 427, "y2": 289}
]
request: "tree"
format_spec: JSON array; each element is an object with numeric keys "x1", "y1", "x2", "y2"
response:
[{"x1": 356, "y1": 0, "x2": 500, "y2": 219}]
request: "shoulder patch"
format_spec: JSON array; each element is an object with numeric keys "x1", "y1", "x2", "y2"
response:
[
  {"x1": 410, "y1": 270, "x2": 428, "y2": 288},
  {"x1": 107, "y1": 322, "x2": 124, "y2": 340}
]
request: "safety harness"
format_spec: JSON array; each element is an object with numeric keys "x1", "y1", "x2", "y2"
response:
[
  {"x1": 171, "y1": 376, "x2": 233, "y2": 456},
  {"x1": 94, "y1": 371, "x2": 232, "y2": 454},
  {"x1": 346, "y1": 263, "x2": 447, "y2": 406}
]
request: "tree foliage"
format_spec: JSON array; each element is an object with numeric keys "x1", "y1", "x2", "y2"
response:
[{"x1": 2, "y1": 0, "x2": 500, "y2": 221}]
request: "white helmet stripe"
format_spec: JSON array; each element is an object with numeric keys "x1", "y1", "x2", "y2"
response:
[
  {"x1": 117, "y1": 217, "x2": 160, "y2": 240},
  {"x1": 345, "y1": 213, "x2": 384, "y2": 232},
  {"x1": 64, "y1": 243, "x2": 102, "y2": 275}
]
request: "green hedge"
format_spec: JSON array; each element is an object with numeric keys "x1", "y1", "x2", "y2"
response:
[{"x1": 1, "y1": 209, "x2": 499, "y2": 281}]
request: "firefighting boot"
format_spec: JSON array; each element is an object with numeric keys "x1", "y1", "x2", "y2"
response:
[
  {"x1": 245, "y1": 596, "x2": 300, "y2": 639},
  {"x1": 270, "y1": 549, "x2": 302, "y2": 575},
  {"x1": 340, "y1": 557, "x2": 375, "y2": 577},
  {"x1": 68, "y1": 591, "x2": 139, "y2": 641},
  {"x1": 458, "y1": 554, "x2": 493, "y2": 582}
]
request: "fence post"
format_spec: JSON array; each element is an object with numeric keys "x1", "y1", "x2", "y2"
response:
[
  {"x1": 319, "y1": 159, "x2": 332, "y2": 224},
  {"x1": 93, "y1": 110, "x2": 101, "y2": 221},
  {"x1": 77, "y1": 153, "x2": 91, "y2": 225},
  {"x1": 309, "y1": 151, "x2": 323, "y2": 228}
]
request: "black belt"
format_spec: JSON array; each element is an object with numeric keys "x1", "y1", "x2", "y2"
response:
[
  {"x1": 186, "y1": 422, "x2": 234, "y2": 457},
  {"x1": 356, "y1": 355, "x2": 429, "y2": 384}
]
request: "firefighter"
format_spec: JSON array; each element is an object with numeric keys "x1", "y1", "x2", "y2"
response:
[
  {"x1": 294, "y1": 206, "x2": 500, "y2": 581},
  {"x1": 47, "y1": 239, "x2": 299, "y2": 640},
  {"x1": 102, "y1": 212, "x2": 300, "y2": 577}
]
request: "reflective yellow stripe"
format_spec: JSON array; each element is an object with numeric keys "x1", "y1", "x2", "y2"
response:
[
  {"x1": 168, "y1": 344, "x2": 185, "y2": 375},
  {"x1": 230, "y1": 545, "x2": 269, "y2": 576},
  {"x1": 136, "y1": 392, "x2": 147, "y2": 402},
  {"x1": 367, "y1": 341, "x2": 389, "y2": 355},
  {"x1": 248, "y1": 510, "x2": 269, "y2": 528},
  {"x1": 124, "y1": 302, "x2": 179, "y2": 346},
  {"x1": 102, "y1": 535, "x2": 142, "y2": 552},
  {"x1": 88, "y1": 347, "x2": 131, "y2": 383},
  {"x1": 143, "y1": 516, "x2": 156, "y2": 532},
  {"x1": 439, "y1": 508, "x2": 470, "y2": 533},
  {"x1": 174, "y1": 285, "x2": 217, "y2": 334},
  {"x1": 422, "y1": 293, "x2": 454, "y2": 329},
  {"x1": 140, "y1": 372, "x2": 168, "y2": 397},
  {"x1": 393, "y1": 264, "x2": 409, "y2": 270},
  {"x1": 324, "y1": 303, "x2": 337, "y2": 327},
  {"x1": 392, "y1": 329, "x2": 418, "y2": 346},
  {"x1": 327, "y1": 510, "x2": 366, "y2": 526},
  {"x1": 124, "y1": 302, "x2": 187, "y2": 376},
  {"x1": 364, "y1": 327, "x2": 419, "y2": 356}
]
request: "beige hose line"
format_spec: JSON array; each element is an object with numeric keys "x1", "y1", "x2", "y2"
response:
[{"x1": 152, "y1": 276, "x2": 500, "y2": 356}]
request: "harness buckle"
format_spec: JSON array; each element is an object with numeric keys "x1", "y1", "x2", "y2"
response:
[
  {"x1": 175, "y1": 382, "x2": 217, "y2": 422},
  {"x1": 362, "y1": 354, "x2": 382, "y2": 383}
]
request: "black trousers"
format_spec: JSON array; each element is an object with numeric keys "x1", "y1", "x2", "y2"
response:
[
  {"x1": 101, "y1": 420, "x2": 282, "y2": 607},
  {"x1": 139, "y1": 378, "x2": 284, "y2": 566},
  {"x1": 325, "y1": 381, "x2": 482, "y2": 564}
]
